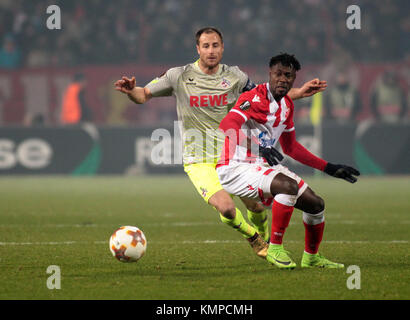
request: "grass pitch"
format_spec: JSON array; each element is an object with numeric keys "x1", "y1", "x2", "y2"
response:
[{"x1": 0, "y1": 175, "x2": 409, "y2": 300}]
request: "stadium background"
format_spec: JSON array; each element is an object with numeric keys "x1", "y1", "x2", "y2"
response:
[
  {"x1": 0, "y1": 0, "x2": 409, "y2": 303},
  {"x1": 0, "y1": 0, "x2": 409, "y2": 175}
]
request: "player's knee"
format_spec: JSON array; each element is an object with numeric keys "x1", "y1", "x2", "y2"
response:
[
  {"x1": 245, "y1": 201, "x2": 264, "y2": 213},
  {"x1": 209, "y1": 191, "x2": 236, "y2": 219},
  {"x1": 311, "y1": 196, "x2": 325, "y2": 214},
  {"x1": 214, "y1": 202, "x2": 236, "y2": 219}
]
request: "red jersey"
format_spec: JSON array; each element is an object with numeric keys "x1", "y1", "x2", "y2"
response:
[{"x1": 217, "y1": 83, "x2": 327, "y2": 171}]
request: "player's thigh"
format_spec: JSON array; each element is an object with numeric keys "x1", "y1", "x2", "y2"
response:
[
  {"x1": 216, "y1": 163, "x2": 264, "y2": 199},
  {"x1": 264, "y1": 165, "x2": 308, "y2": 199},
  {"x1": 218, "y1": 163, "x2": 285, "y2": 208},
  {"x1": 184, "y1": 163, "x2": 225, "y2": 203}
]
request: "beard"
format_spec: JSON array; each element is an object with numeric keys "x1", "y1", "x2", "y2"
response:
[{"x1": 202, "y1": 56, "x2": 220, "y2": 69}]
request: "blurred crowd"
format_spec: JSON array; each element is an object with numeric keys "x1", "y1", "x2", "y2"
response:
[
  {"x1": 0, "y1": 0, "x2": 409, "y2": 68},
  {"x1": 293, "y1": 65, "x2": 410, "y2": 125},
  {"x1": 0, "y1": 0, "x2": 409, "y2": 126}
]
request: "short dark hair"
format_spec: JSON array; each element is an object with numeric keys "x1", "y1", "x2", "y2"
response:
[
  {"x1": 269, "y1": 53, "x2": 301, "y2": 71},
  {"x1": 195, "y1": 27, "x2": 223, "y2": 45}
]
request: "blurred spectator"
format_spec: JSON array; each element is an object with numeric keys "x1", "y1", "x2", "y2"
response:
[
  {"x1": 293, "y1": 96, "x2": 313, "y2": 125},
  {"x1": 323, "y1": 73, "x2": 361, "y2": 123},
  {"x1": 0, "y1": 35, "x2": 21, "y2": 69},
  {"x1": 370, "y1": 71, "x2": 408, "y2": 123},
  {"x1": 60, "y1": 73, "x2": 92, "y2": 125},
  {"x1": 23, "y1": 112, "x2": 45, "y2": 126},
  {"x1": 26, "y1": 35, "x2": 50, "y2": 67},
  {"x1": 320, "y1": 45, "x2": 360, "y2": 88},
  {"x1": 0, "y1": 0, "x2": 408, "y2": 126},
  {"x1": 98, "y1": 77, "x2": 131, "y2": 126},
  {"x1": 293, "y1": 71, "x2": 317, "y2": 125},
  {"x1": 399, "y1": 16, "x2": 410, "y2": 59},
  {"x1": 0, "y1": 0, "x2": 408, "y2": 68}
]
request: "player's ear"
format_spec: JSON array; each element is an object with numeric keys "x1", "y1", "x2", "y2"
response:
[{"x1": 196, "y1": 44, "x2": 201, "y2": 55}]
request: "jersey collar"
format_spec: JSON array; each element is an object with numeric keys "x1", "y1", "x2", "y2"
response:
[
  {"x1": 193, "y1": 59, "x2": 223, "y2": 76},
  {"x1": 266, "y1": 83, "x2": 286, "y2": 113}
]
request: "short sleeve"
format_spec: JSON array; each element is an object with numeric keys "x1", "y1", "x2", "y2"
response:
[
  {"x1": 229, "y1": 66, "x2": 255, "y2": 93},
  {"x1": 145, "y1": 67, "x2": 184, "y2": 97},
  {"x1": 229, "y1": 92, "x2": 253, "y2": 122}
]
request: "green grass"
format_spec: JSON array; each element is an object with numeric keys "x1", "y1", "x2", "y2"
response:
[{"x1": 0, "y1": 176, "x2": 409, "y2": 300}]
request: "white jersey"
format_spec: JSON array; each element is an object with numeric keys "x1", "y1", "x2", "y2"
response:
[
  {"x1": 216, "y1": 83, "x2": 307, "y2": 204},
  {"x1": 217, "y1": 83, "x2": 295, "y2": 166},
  {"x1": 145, "y1": 60, "x2": 254, "y2": 164}
]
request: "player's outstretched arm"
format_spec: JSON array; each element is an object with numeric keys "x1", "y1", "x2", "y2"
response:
[
  {"x1": 279, "y1": 131, "x2": 360, "y2": 183},
  {"x1": 114, "y1": 76, "x2": 152, "y2": 104},
  {"x1": 288, "y1": 78, "x2": 327, "y2": 100}
]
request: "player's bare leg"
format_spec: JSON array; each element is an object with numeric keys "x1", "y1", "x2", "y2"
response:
[
  {"x1": 294, "y1": 187, "x2": 324, "y2": 215},
  {"x1": 296, "y1": 188, "x2": 344, "y2": 268},
  {"x1": 241, "y1": 198, "x2": 270, "y2": 242},
  {"x1": 208, "y1": 189, "x2": 236, "y2": 219},
  {"x1": 209, "y1": 190, "x2": 268, "y2": 258}
]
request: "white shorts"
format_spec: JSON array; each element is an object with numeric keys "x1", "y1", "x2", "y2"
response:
[{"x1": 216, "y1": 162, "x2": 308, "y2": 207}]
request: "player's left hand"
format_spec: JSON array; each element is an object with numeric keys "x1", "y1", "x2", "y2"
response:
[
  {"x1": 259, "y1": 146, "x2": 284, "y2": 166},
  {"x1": 298, "y1": 78, "x2": 327, "y2": 98},
  {"x1": 324, "y1": 163, "x2": 360, "y2": 183}
]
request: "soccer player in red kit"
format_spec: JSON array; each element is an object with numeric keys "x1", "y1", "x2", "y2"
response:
[
  {"x1": 216, "y1": 53, "x2": 360, "y2": 269},
  {"x1": 115, "y1": 27, "x2": 328, "y2": 261}
]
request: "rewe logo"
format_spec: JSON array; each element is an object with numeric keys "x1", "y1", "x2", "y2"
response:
[{"x1": 190, "y1": 94, "x2": 228, "y2": 107}]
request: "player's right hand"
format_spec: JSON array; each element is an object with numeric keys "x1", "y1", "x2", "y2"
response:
[
  {"x1": 259, "y1": 145, "x2": 284, "y2": 166},
  {"x1": 114, "y1": 76, "x2": 136, "y2": 94}
]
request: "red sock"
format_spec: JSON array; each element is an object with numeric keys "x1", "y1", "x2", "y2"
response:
[
  {"x1": 270, "y1": 200, "x2": 294, "y2": 245},
  {"x1": 303, "y1": 221, "x2": 325, "y2": 254}
]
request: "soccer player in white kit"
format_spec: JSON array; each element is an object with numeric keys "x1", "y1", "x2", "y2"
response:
[{"x1": 217, "y1": 53, "x2": 360, "y2": 269}]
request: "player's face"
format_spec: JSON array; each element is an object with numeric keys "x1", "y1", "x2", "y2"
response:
[
  {"x1": 196, "y1": 32, "x2": 224, "y2": 69},
  {"x1": 269, "y1": 64, "x2": 296, "y2": 99}
]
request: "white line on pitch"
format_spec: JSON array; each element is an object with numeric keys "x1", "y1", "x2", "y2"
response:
[
  {"x1": 0, "y1": 240, "x2": 408, "y2": 246},
  {"x1": 0, "y1": 220, "x2": 409, "y2": 228}
]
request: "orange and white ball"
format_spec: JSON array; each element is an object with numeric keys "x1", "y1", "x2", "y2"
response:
[{"x1": 109, "y1": 226, "x2": 147, "y2": 262}]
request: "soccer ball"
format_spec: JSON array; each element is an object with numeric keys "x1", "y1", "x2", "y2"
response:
[{"x1": 109, "y1": 226, "x2": 147, "y2": 262}]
